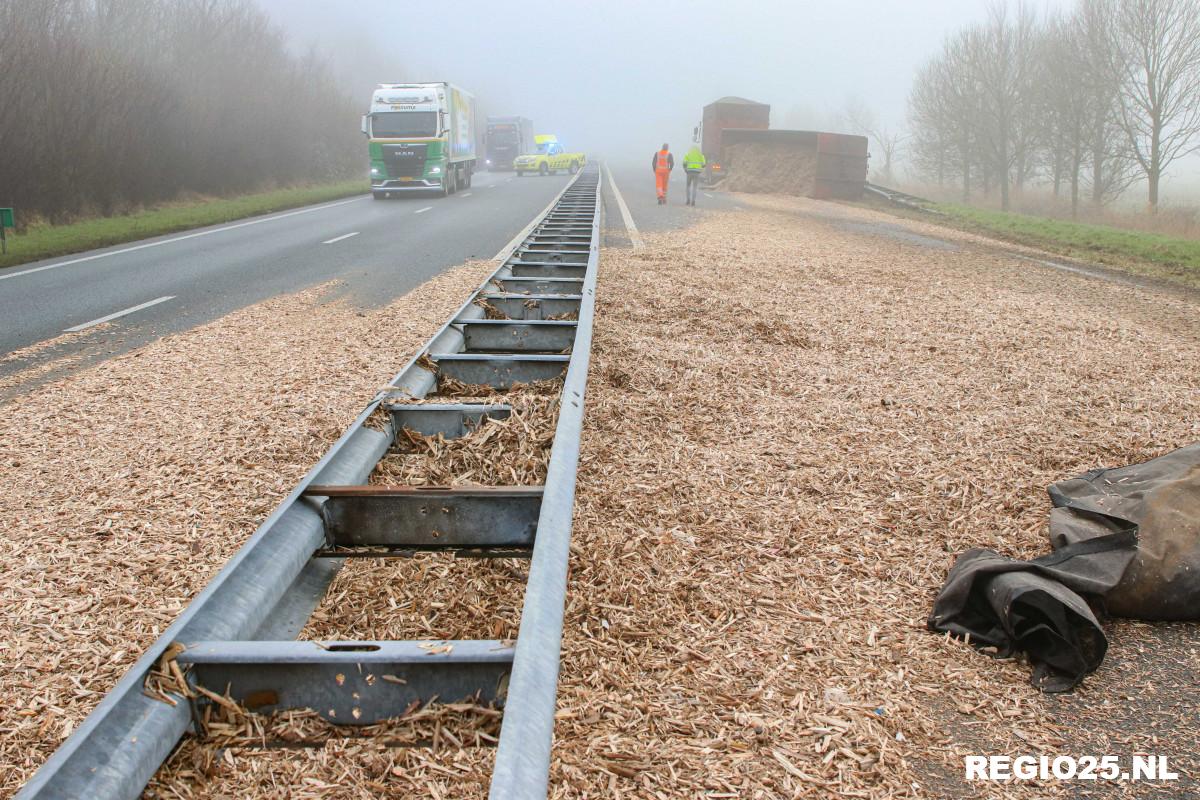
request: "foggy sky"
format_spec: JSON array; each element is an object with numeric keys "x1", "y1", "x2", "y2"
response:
[{"x1": 258, "y1": 0, "x2": 1070, "y2": 163}]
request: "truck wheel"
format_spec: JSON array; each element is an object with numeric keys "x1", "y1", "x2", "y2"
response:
[
  {"x1": 569, "y1": 161, "x2": 580, "y2": 175},
  {"x1": 539, "y1": 163, "x2": 549, "y2": 177},
  {"x1": 372, "y1": 192, "x2": 384, "y2": 201}
]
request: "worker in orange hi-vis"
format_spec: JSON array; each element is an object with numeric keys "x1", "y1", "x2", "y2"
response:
[{"x1": 651, "y1": 143, "x2": 674, "y2": 205}]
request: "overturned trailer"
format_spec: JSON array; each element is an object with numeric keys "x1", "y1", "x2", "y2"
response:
[
  {"x1": 700, "y1": 96, "x2": 771, "y2": 183},
  {"x1": 719, "y1": 129, "x2": 869, "y2": 200}
]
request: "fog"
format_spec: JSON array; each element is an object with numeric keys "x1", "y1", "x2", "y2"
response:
[{"x1": 256, "y1": 0, "x2": 1070, "y2": 164}]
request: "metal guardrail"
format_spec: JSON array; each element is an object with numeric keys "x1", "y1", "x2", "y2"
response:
[
  {"x1": 18, "y1": 165, "x2": 602, "y2": 799},
  {"x1": 864, "y1": 182, "x2": 943, "y2": 214}
]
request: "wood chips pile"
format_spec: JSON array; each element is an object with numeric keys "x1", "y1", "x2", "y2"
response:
[
  {"x1": 371, "y1": 393, "x2": 559, "y2": 488},
  {"x1": 4, "y1": 197, "x2": 1200, "y2": 799},
  {"x1": 0, "y1": 262, "x2": 497, "y2": 797}
]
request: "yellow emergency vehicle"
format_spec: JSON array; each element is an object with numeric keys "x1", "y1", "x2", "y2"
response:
[{"x1": 514, "y1": 135, "x2": 586, "y2": 177}]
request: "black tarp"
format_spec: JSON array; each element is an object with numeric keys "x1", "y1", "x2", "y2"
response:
[{"x1": 929, "y1": 443, "x2": 1200, "y2": 692}]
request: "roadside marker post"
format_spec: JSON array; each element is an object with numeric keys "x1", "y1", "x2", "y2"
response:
[{"x1": 0, "y1": 208, "x2": 12, "y2": 255}]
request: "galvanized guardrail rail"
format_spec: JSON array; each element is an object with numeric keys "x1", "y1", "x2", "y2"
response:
[
  {"x1": 864, "y1": 182, "x2": 944, "y2": 214},
  {"x1": 19, "y1": 166, "x2": 602, "y2": 800}
]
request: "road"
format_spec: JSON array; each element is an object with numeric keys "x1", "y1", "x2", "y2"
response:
[
  {"x1": 0, "y1": 160, "x2": 742, "y2": 397},
  {"x1": 599, "y1": 159, "x2": 743, "y2": 248},
  {"x1": 0, "y1": 170, "x2": 571, "y2": 393}
]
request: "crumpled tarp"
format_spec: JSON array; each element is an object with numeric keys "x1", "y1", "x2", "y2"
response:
[{"x1": 929, "y1": 443, "x2": 1200, "y2": 692}]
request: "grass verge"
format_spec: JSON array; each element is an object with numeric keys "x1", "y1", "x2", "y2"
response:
[
  {"x1": 929, "y1": 202, "x2": 1200, "y2": 290},
  {"x1": 0, "y1": 180, "x2": 364, "y2": 270}
]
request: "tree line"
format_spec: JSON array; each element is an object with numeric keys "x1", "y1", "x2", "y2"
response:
[
  {"x1": 908, "y1": 0, "x2": 1200, "y2": 214},
  {"x1": 0, "y1": 0, "x2": 363, "y2": 224}
]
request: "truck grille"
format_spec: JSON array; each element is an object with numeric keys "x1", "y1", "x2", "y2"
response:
[{"x1": 382, "y1": 144, "x2": 427, "y2": 179}]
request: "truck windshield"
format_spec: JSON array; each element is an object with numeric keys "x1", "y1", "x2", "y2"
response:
[
  {"x1": 490, "y1": 132, "x2": 519, "y2": 149},
  {"x1": 371, "y1": 112, "x2": 437, "y2": 138}
]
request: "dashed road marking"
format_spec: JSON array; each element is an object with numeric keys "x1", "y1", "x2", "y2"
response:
[
  {"x1": 321, "y1": 232, "x2": 359, "y2": 245},
  {"x1": 64, "y1": 296, "x2": 176, "y2": 332},
  {"x1": 415, "y1": 207, "x2": 433, "y2": 214}
]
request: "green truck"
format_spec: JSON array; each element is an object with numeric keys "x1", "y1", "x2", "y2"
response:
[{"x1": 363, "y1": 82, "x2": 478, "y2": 198}]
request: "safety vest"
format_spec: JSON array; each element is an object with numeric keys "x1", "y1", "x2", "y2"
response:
[
  {"x1": 656, "y1": 150, "x2": 671, "y2": 171},
  {"x1": 683, "y1": 150, "x2": 706, "y2": 171}
]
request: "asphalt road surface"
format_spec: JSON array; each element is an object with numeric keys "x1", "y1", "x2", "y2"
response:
[
  {"x1": 599, "y1": 159, "x2": 743, "y2": 249},
  {"x1": 0, "y1": 170, "x2": 571, "y2": 394},
  {"x1": 0, "y1": 161, "x2": 743, "y2": 397}
]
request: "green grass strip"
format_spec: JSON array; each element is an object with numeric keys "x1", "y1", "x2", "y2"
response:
[
  {"x1": 935, "y1": 202, "x2": 1200, "y2": 289},
  {"x1": 0, "y1": 180, "x2": 365, "y2": 270}
]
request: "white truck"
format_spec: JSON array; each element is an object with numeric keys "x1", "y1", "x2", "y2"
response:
[{"x1": 363, "y1": 83, "x2": 477, "y2": 198}]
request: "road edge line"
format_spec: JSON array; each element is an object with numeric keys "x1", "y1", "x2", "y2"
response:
[{"x1": 602, "y1": 163, "x2": 644, "y2": 250}]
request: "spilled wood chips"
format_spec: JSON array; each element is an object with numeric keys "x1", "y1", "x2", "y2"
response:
[{"x1": 2, "y1": 198, "x2": 1200, "y2": 799}]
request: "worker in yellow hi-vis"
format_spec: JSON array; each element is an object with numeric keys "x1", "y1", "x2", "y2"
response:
[{"x1": 682, "y1": 145, "x2": 706, "y2": 206}]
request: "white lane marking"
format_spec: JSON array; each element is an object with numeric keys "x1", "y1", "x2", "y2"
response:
[
  {"x1": 0, "y1": 196, "x2": 368, "y2": 283},
  {"x1": 64, "y1": 296, "x2": 175, "y2": 332},
  {"x1": 322, "y1": 231, "x2": 359, "y2": 245},
  {"x1": 704, "y1": 193, "x2": 714, "y2": 198},
  {"x1": 603, "y1": 163, "x2": 644, "y2": 250},
  {"x1": 485, "y1": 184, "x2": 496, "y2": 188},
  {"x1": 491, "y1": 175, "x2": 579, "y2": 262},
  {"x1": 459, "y1": 192, "x2": 473, "y2": 197},
  {"x1": 415, "y1": 206, "x2": 433, "y2": 214}
]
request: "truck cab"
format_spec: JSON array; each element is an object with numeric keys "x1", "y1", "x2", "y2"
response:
[
  {"x1": 364, "y1": 83, "x2": 477, "y2": 198},
  {"x1": 485, "y1": 116, "x2": 533, "y2": 172}
]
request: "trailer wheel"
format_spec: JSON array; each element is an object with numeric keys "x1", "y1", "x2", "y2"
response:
[
  {"x1": 569, "y1": 161, "x2": 580, "y2": 175},
  {"x1": 539, "y1": 162, "x2": 549, "y2": 176}
]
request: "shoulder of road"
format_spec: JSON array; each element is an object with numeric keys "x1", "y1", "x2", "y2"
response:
[
  {"x1": 0, "y1": 180, "x2": 366, "y2": 272},
  {"x1": 875, "y1": 199, "x2": 1200, "y2": 292}
]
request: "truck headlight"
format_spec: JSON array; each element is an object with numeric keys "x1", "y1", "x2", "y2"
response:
[
  {"x1": 370, "y1": 167, "x2": 380, "y2": 175},
  {"x1": 429, "y1": 166, "x2": 442, "y2": 174}
]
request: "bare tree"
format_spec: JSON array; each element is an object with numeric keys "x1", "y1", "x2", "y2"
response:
[
  {"x1": 838, "y1": 96, "x2": 905, "y2": 185},
  {"x1": 908, "y1": 31, "x2": 984, "y2": 201},
  {"x1": 0, "y1": 0, "x2": 362, "y2": 223},
  {"x1": 966, "y1": 2, "x2": 1042, "y2": 211},
  {"x1": 1038, "y1": 11, "x2": 1115, "y2": 217},
  {"x1": 1108, "y1": 0, "x2": 1200, "y2": 210},
  {"x1": 1072, "y1": 0, "x2": 1138, "y2": 206}
]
